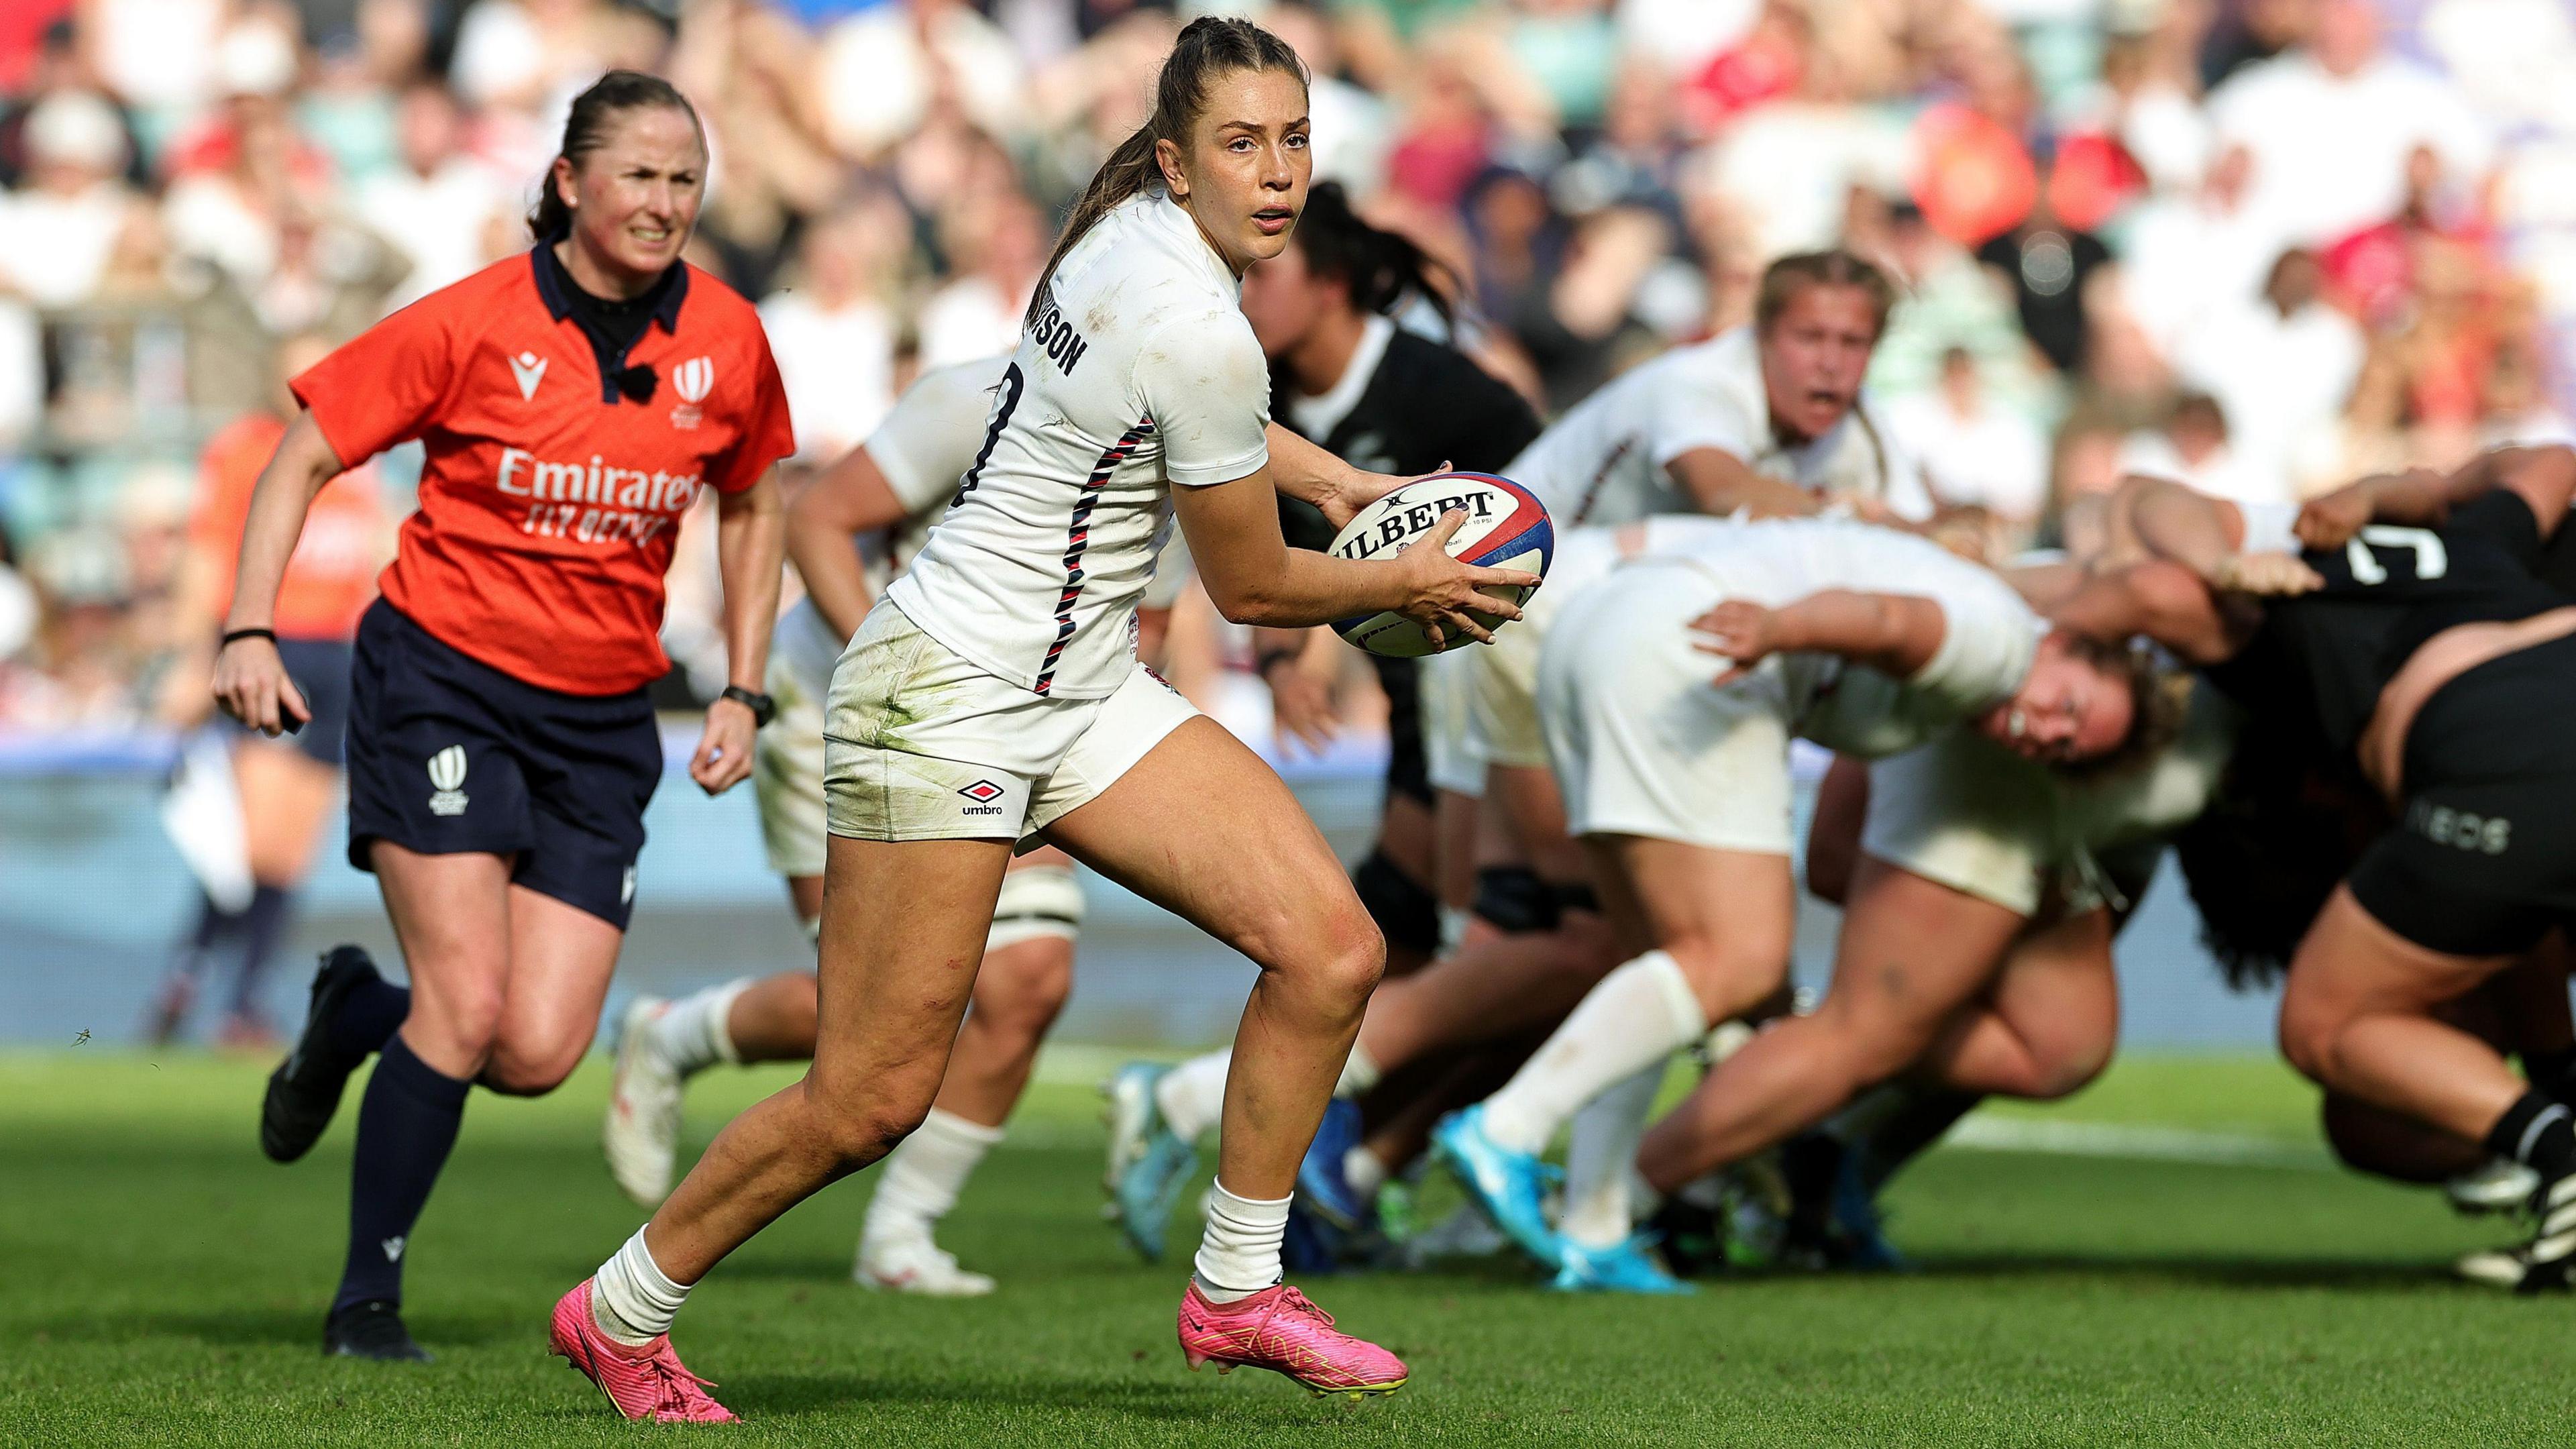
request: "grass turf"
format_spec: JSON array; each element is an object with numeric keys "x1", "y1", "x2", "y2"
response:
[{"x1": 0, "y1": 1050, "x2": 2555, "y2": 1447}]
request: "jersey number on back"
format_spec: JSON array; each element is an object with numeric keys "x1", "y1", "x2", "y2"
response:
[
  {"x1": 953, "y1": 362, "x2": 1027, "y2": 507},
  {"x1": 2343, "y1": 526, "x2": 2448, "y2": 585}
]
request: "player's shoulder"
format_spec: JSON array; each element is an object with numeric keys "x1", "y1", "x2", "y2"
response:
[{"x1": 678, "y1": 262, "x2": 770, "y2": 336}]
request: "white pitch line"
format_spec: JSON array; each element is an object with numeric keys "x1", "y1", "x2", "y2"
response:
[{"x1": 1947, "y1": 1114, "x2": 2330, "y2": 1169}]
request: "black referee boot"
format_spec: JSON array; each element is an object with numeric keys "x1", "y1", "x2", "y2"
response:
[
  {"x1": 323, "y1": 1299, "x2": 431, "y2": 1362},
  {"x1": 261, "y1": 947, "x2": 384, "y2": 1163}
]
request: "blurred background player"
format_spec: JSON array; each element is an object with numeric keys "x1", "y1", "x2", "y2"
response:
[
  {"x1": 146, "y1": 331, "x2": 390, "y2": 1048},
  {"x1": 604, "y1": 355, "x2": 1100, "y2": 1298},
  {"x1": 220, "y1": 73, "x2": 792, "y2": 1361}
]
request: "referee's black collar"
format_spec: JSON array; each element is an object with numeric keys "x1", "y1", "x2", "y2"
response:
[{"x1": 531, "y1": 237, "x2": 688, "y2": 334}]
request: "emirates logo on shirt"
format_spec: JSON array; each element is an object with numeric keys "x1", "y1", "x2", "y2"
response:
[
  {"x1": 496, "y1": 447, "x2": 702, "y2": 546},
  {"x1": 669, "y1": 356, "x2": 713, "y2": 429}
]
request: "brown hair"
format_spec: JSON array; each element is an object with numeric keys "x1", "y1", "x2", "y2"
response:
[
  {"x1": 2051, "y1": 633, "x2": 2191, "y2": 783},
  {"x1": 527, "y1": 70, "x2": 702, "y2": 241},
  {"x1": 1754, "y1": 250, "x2": 1898, "y2": 338},
  {"x1": 1025, "y1": 17, "x2": 1308, "y2": 327}
]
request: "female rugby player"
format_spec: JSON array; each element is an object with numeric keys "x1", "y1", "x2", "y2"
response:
[
  {"x1": 1104, "y1": 178, "x2": 1543, "y2": 1253},
  {"x1": 1434, "y1": 517, "x2": 2145, "y2": 1277},
  {"x1": 217, "y1": 72, "x2": 792, "y2": 1361},
  {"x1": 152, "y1": 333, "x2": 389, "y2": 1047},
  {"x1": 2065, "y1": 447, "x2": 2576, "y2": 1289},
  {"x1": 549, "y1": 20, "x2": 1533, "y2": 1420},
  {"x1": 603, "y1": 355, "x2": 1104, "y2": 1299}
]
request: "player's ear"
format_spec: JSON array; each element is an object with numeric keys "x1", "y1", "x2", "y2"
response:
[
  {"x1": 551, "y1": 154, "x2": 580, "y2": 214},
  {"x1": 1155, "y1": 136, "x2": 1187, "y2": 201}
]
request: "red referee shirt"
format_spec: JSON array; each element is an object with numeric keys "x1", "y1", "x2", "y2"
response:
[{"x1": 292, "y1": 248, "x2": 794, "y2": 695}]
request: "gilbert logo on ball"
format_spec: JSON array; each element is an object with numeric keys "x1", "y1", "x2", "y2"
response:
[{"x1": 1330, "y1": 472, "x2": 1553, "y2": 658}]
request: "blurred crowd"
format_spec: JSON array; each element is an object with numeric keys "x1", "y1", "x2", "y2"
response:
[{"x1": 3, "y1": 0, "x2": 2574, "y2": 737}]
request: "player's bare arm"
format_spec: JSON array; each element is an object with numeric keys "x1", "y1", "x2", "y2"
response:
[
  {"x1": 693, "y1": 468, "x2": 786, "y2": 796},
  {"x1": 784, "y1": 443, "x2": 912, "y2": 641},
  {"x1": 1665, "y1": 445, "x2": 1820, "y2": 520},
  {"x1": 1173, "y1": 468, "x2": 1535, "y2": 644},
  {"x1": 211, "y1": 410, "x2": 346, "y2": 735},
  {"x1": 1688, "y1": 589, "x2": 1948, "y2": 685}
]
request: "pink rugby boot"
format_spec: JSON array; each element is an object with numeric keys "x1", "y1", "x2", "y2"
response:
[
  {"x1": 1175, "y1": 1281, "x2": 1409, "y2": 1400},
  {"x1": 548, "y1": 1279, "x2": 737, "y2": 1424}
]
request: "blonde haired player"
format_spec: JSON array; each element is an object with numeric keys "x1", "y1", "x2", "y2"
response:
[
  {"x1": 548, "y1": 18, "x2": 1535, "y2": 1420},
  {"x1": 605, "y1": 356, "x2": 1126, "y2": 1297}
]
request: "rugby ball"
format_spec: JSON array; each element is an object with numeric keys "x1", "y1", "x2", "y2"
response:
[{"x1": 1328, "y1": 472, "x2": 1553, "y2": 658}]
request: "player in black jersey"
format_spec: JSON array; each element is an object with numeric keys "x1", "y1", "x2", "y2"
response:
[
  {"x1": 1102, "y1": 182, "x2": 1544, "y2": 1261},
  {"x1": 2067, "y1": 445, "x2": 2576, "y2": 1288}
]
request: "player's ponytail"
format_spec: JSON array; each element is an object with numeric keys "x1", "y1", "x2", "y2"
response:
[
  {"x1": 1289, "y1": 180, "x2": 1458, "y2": 331},
  {"x1": 1026, "y1": 17, "x2": 1307, "y2": 327},
  {"x1": 529, "y1": 70, "x2": 703, "y2": 241}
]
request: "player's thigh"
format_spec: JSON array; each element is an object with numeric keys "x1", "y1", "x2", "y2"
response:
[
  {"x1": 484, "y1": 885, "x2": 627, "y2": 1091},
  {"x1": 369, "y1": 843, "x2": 516, "y2": 1058},
  {"x1": 1819, "y1": 856, "x2": 2028, "y2": 1050},
  {"x1": 810, "y1": 833, "x2": 1013, "y2": 1114},
  {"x1": 2278, "y1": 885, "x2": 2514, "y2": 1066},
  {"x1": 1982, "y1": 906, "x2": 2120, "y2": 1092},
  {"x1": 233, "y1": 739, "x2": 339, "y2": 883},
  {"x1": 1490, "y1": 763, "x2": 1587, "y2": 886},
  {"x1": 1593, "y1": 833, "x2": 1799, "y2": 980},
  {"x1": 1044, "y1": 716, "x2": 1376, "y2": 979}
]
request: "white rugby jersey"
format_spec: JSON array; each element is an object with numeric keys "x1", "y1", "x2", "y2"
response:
[
  {"x1": 775, "y1": 356, "x2": 1005, "y2": 696},
  {"x1": 1641, "y1": 516, "x2": 2037, "y2": 757},
  {"x1": 1506, "y1": 327, "x2": 1925, "y2": 529},
  {"x1": 889, "y1": 192, "x2": 1270, "y2": 696}
]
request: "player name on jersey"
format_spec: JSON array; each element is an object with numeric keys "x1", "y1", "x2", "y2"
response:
[{"x1": 1026, "y1": 297, "x2": 1091, "y2": 377}]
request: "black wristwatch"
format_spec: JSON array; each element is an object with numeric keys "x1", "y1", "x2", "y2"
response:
[{"x1": 720, "y1": 684, "x2": 776, "y2": 728}]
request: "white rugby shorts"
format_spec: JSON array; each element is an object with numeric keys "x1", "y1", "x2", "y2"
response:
[
  {"x1": 1536, "y1": 560, "x2": 1796, "y2": 855},
  {"x1": 824, "y1": 600, "x2": 1199, "y2": 843},
  {"x1": 1417, "y1": 645, "x2": 1485, "y2": 799},
  {"x1": 753, "y1": 649, "x2": 831, "y2": 877}
]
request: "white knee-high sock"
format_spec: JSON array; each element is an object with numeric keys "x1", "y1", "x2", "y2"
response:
[
  {"x1": 1156, "y1": 1049, "x2": 1232, "y2": 1142},
  {"x1": 651, "y1": 978, "x2": 752, "y2": 1077},
  {"x1": 1191, "y1": 1181, "x2": 1291, "y2": 1303},
  {"x1": 1479, "y1": 951, "x2": 1707, "y2": 1155},
  {"x1": 1334, "y1": 1042, "x2": 1381, "y2": 1099},
  {"x1": 592, "y1": 1227, "x2": 690, "y2": 1346},
  {"x1": 863, "y1": 1108, "x2": 1004, "y2": 1244},
  {"x1": 1556, "y1": 1062, "x2": 1667, "y2": 1250}
]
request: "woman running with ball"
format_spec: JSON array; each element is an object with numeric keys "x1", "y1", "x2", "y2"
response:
[{"x1": 549, "y1": 19, "x2": 1532, "y2": 1421}]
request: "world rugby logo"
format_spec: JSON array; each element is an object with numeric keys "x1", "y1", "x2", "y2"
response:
[
  {"x1": 426, "y1": 745, "x2": 470, "y2": 816},
  {"x1": 670, "y1": 356, "x2": 713, "y2": 429}
]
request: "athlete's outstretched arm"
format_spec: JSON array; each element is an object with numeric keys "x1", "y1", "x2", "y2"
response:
[
  {"x1": 1686, "y1": 589, "x2": 1947, "y2": 685},
  {"x1": 2106, "y1": 474, "x2": 2245, "y2": 578},
  {"x1": 692, "y1": 468, "x2": 786, "y2": 795},
  {"x1": 1174, "y1": 468, "x2": 1536, "y2": 644},
  {"x1": 211, "y1": 410, "x2": 347, "y2": 734},
  {"x1": 1666, "y1": 446, "x2": 1821, "y2": 520},
  {"x1": 2051, "y1": 560, "x2": 2245, "y2": 665},
  {"x1": 2295, "y1": 444, "x2": 2576, "y2": 548},
  {"x1": 784, "y1": 444, "x2": 912, "y2": 644}
]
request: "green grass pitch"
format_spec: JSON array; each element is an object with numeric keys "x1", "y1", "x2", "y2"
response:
[{"x1": 1, "y1": 1051, "x2": 2559, "y2": 1447}]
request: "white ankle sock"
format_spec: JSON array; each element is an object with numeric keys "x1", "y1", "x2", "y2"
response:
[
  {"x1": 653, "y1": 979, "x2": 752, "y2": 1076},
  {"x1": 592, "y1": 1227, "x2": 690, "y2": 1346},
  {"x1": 1556, "y1": 1062, "x2": 1666, "y2": 1249},
  {"x1": 863, "y1": 1108, "x2": 1002, "y2": 1244},
  {"x1": 1156, "y1": 1049, "x2": 1232, "y2": 1142},
  {"x1": 1341, "y1": 1144, "x2": 1389, "y2": 1201},
  {"x1": 1334, "y1": 1042, "x2": 1382, "y2": 1099},
  {"x1": 1191, "y1": 1180, "x2": 1291, "y2": 1302},
  {"x1": 1479, "y1": 950, "x2": 1706, "y2": 1155}
]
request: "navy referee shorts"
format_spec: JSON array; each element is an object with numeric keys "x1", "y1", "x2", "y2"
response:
[{"x1": 343, "y1": 600, "x2": 662, "y2": 930}]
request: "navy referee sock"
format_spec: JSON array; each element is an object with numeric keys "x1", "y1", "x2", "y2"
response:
[
  {"x1": 333, "y1": 1037, "x2": 468, "y2": 1312},
  {"x1": 2485, "y1": 1089, "x2": 2576, "y2": 1182}
]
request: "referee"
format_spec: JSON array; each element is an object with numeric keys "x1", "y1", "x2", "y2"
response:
[{"x1": 212, "y1": 71, "x2": 792, "y2": 1361}]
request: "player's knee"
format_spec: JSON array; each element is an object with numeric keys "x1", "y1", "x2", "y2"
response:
[
  {"x1": 2275, "y1": 1000, "x2": 2337, "y2": 1085},
  {"x1": 815, "y1": 1094, "x2": 933, "y2": 1170},
  {"x1": 406, "y1": 984, "x2": 506, "y2": 1065},
  {"x1": 479, "y1": 1026, "x2": 589, "y2": 1096},
  {"x1": 1664, "y1": 930, "x2": 1790, "y2": 1018},
  {"x1": 971, "y1": 940, "x2": 1074, "y2": 1043},
  {"x1": 2027, "y1": 1034, "x2": 2114, "y2": 1101}
]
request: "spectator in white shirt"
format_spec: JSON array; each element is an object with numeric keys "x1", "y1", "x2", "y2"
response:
[
  {"x1": 1889, "y1": 347, "x2": 2049, "y2": 529},
  {"x1": 2116, "y1": 392, "x2": 2280, "y2": 508},
  {"x1": 2116, "y1": 145, "x2": 2281, "y2": 366},
  {"x1": 0, "y1": 91, "x2": 149, "y2": 309},
  {"x1": 2204, "y1": 0, "x2": 2491, "y2": 252},
  {"x1": 918, "y1": 189, "x2": 1044, "y2": 370},
  {"x1": 355, "y1": 83, "x2": 510, "y2": 308},
  {"x1": 758, "y1": 195, "x2": 907, "y2": 464},
  {"x1": 2174, "y1": 249, "x2": 2364, "y2": 502}
]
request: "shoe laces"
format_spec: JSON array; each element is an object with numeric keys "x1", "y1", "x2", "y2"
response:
[
  {"x1": 1272, "y1": 1287, "x2": 1335, "y2": 1332},
  {"x1": 641, "y1": 1347, "x2": 720, "y2": 1415}
]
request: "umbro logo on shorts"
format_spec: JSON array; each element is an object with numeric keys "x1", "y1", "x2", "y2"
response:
[
  {"x1": 958, "y1": 780, "x2": 1006, "y2": 818},
  {"x1": 427, "y1": 745, "x2": 470, "y2": 816}
]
